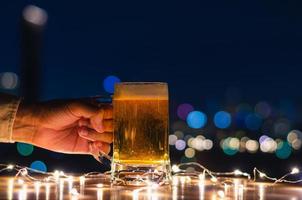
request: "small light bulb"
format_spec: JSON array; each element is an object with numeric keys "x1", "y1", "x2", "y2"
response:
[
  {"x1": 97, "y1": 183, "x2": 103, "y2": 188},
  {"x1": 7, "y1": 165, "x2": 14, "y2": 170},
  {"x1": 234, "y1": 169, "x2": 242, "y2": 176},
  {"x1": 54, "y1": 170, "x2": 59, "y2": 177},
  {"x1": 259, "y1": 172, "x2": 265, "y2": 178},
  {"x1": 34, "y1": 181, "x2": 41, "y2": 195},
  {"x1": 34, "y1": 181, "x2": 41, "y2": 187},
  {"x1": 211, "y1": 177, "x2": 217, "y2": 182},
  {"x1": 172, "y1": 176, "x2": 179, "y2": 186},
  {"x1": 172, "y1": 165, "x2": 180, "y2": 173},
  {"x1": 180, "y1": 176, "x2": 186, "y2": 184},
  {"x1": 70, "y1": 188, "x2": 79, "y2": 196},
  {"x1": 291, "y1": 167, "x2": 299, "y2": 175},
  {"x1": 18, "y1": 179, "x2": 24, "y2": 184},
  {"x1": 217, "y1": 190, "x2": 225, "y2": 198},
  {"x1": 79, "y1": 176, "x2": 85, "y2": 185},
  {"x1": 199, "y1": 173, "x2": 205, "y2": 180}
]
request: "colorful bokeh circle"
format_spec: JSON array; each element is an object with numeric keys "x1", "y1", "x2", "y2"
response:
[{"x1": 186, "y1": 111, "x2": 207, "y2": 129}]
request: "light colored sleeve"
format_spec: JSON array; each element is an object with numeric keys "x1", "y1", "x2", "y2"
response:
[{"x1": 0, "y1": 93, "x2": 21, "y2": 143}]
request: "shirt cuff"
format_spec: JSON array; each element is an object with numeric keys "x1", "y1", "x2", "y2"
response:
[{"x1": 0, "y1": 94, "x2": 21, "y2": 143}]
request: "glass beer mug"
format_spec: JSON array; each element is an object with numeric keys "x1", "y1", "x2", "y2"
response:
[{"x1": 111, "y1": 82, "x2": 171, "y2": 185}]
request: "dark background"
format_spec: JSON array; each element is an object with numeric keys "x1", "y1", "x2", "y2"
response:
[{"x1": 1, "y1": 0, "x2": 302, "y2": 177}]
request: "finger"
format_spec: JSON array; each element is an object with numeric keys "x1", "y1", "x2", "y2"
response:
[
  {"x1": 79, "y1": 118, "x2": 112, "y2": 133},
  {"x1": 100, "y1": 105, "x2": 113, "y2": 119},
  {"x1": 94, "y1": 141, "x2": 111, "y2": 155},
  {"x1": 78, "y1": 118, "x2": 91, "y2": 127},
  {"x1": 79, "y1": 117, "x2": 113, "y2": 133},
  {"x1": 78, "y1": 127, "x2": 113, "y2": 143},
  {"x1": 89, "y1": 142, "x2": 99, "y2": 157},
  {"x1": 67, "y1": 101, "x2": 98, "y2": 118},
  {"x1": 89, "y1": 142, "x2": 111, "y2": 156},
  {"x1": 90, "y1": 106, "x2": 113, "y2": 132},
  {"x1": 102, "y1": 119, "x2": 113, "y2": 132}
]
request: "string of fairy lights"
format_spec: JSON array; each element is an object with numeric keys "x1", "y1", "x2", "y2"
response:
[{"x1": 1, "y1": 161, "x2": 302, "y2": 199}]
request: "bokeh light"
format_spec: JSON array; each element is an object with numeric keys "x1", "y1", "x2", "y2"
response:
[
  {"x1": 245, "y1": 140, "x2": 259, "y2": 153},
  {"x1": 175, "y1": 139, "x2": 186, "y2": 151},
  {"x1": 287, "y1": 130, "x2": 302, "y2": 150},
  {"x1": 222, "y1": 137, "x2": 239, "y2": 156},
  {"x1": 0, "y1": 72, "x2": 18, "y2": 90},
  {"x1": 169, "y1": 135, "x2": 177, "y2": 145},
  {"x1": 259, "y1": 135, "x2": 269, "y2": 144},
  {"x1": 177, "y1": 103, "x2": 194, "y2": 120},
  {"x1": 170, "y1": 99, "x2": 300, "y2": 160},
  {"x1": 291, "y1": 139, "x2": 302, "y2": 150},
  {"x1": 23, "y1": 5, "x2": 48, "y2": 26},
  {"x1": 16, "y1": 143, "x2": 34, "y2": 156},
  {"x1": 245, "y1": 113, "x2": 262, "y2": 131},
  {"x1": 187, "y1": 138, "x2": 195, "y2": 148},
  {"x1": 191, "y1": 136, "x2": 204, "y2": 151},
  {"x1": 186, "y1": 111, "x2": 207, "y2": 129},
  {"x1": 239, "y1": 137, "x2": 249, "y2": 152},
  {"x1": 184, "y1": 134, "x2": 193, "y2": 142},
  {"x1": 174, "y1": 131, "x2": 184, "y2": 139},
  {"x1": 260, "y1": 137, "x2": 277, "y2": 153},
  {"x1": 275, "y1": 141, "x2": 292, "y2": 159},
  {"x1": 229, "y1": 138, "x2": 240, "y2": 149},
  {"x1": 287, "y1": 131, "x2": 298, "y2": 144},
  {"x1": 203, "y1": 139, "x2": 213, "y2": 150},
  {"x1": 214, "y1": 111, "x2": 231, "y2": 129},
  {"x1": 184, "y1": 148, "x2": 195, "y2": 158},
  {"x1": 30, "y1": 160, "x2": 47, "y2": 172},
  {"x1": 103, "y1": 75, "x2": 121, "y2": 93}
]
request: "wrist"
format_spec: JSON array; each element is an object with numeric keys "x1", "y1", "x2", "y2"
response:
[{"x1": 12, "y1": 101, "x2": 38, "y2": 143}]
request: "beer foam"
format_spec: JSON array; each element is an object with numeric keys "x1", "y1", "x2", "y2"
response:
[{"x1": 114, "y1": 82, "x2": 168, "y2": 100}]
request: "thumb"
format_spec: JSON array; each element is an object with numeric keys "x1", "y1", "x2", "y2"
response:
[{"x1": 67, "y1": 101, "x2": 99, "y2": 118}]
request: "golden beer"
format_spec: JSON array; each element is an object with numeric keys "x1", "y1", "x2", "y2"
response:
[
  {"x1": 111, "y1": 82, "x2": 171, "y2": 185},
  {"x1": 114, "y1": 99, "x2": 168, "y2": 164}
]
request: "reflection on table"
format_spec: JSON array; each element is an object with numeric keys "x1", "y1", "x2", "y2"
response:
[{"x1": 1, "y1": 175, "x2": 302, "y2": 200}]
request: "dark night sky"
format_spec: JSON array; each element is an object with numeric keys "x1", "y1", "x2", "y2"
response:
[
  {"x1": 1, "y1": 0, "x2": 302, "y2": 102},
  {"x1": 1, "y1": 0, "x2": 302, "y2": 174}
]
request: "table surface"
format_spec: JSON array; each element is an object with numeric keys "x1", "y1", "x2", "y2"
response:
[{"x1": 0, "y1": 175, "x2": 301, "y2": 200}]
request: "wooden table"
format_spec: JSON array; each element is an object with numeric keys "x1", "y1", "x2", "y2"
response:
[{"x1": 0, "y1": 175, "x2": 301, "y2": 199}]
